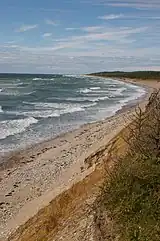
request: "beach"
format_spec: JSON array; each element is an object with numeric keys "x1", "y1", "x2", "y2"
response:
[{"x1": 0, "y1": 78, "x2": 159, "y2": 240}]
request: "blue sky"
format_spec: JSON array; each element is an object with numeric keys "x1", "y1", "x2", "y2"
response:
[{"x1": 0, "y1": 0, "x2": 160, "y2": 74}]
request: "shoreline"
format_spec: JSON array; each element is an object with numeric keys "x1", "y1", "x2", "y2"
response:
[
  {"x1": 0, "y1": 76, "x2": 150, "y2": 167},
  {"x1": 0, "y1": 78, "x2": 158, "y2": 240}
]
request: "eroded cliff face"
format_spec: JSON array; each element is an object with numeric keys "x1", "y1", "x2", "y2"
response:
[{"x1": 7, "y1": 126, "x2": 129, "y2": 241}]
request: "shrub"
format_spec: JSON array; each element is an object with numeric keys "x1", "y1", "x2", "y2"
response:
[{"x1": 94, "y1": 90, "x2": 160, "y2": 241}]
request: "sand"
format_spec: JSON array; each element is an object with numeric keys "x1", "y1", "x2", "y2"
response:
[{"x1": 0, "y1": 78, "x2": 159, "y2": 240}]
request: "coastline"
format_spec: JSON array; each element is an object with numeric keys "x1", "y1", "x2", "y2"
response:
[
  {"x1": 0, "y1": 77, "x2": 159, "y2": 240},
  {"x1": 0, "y1": 76, "x2": 151, "y2": 166}
]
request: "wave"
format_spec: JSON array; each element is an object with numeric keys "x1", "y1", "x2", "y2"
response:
[
  {"x1": 119, "y1": 88, "x2": 146, "y2": 105},
  {"x1": 32, "y1": 77, "x2": 55, "y2": 81},
  {"x1": 90, "y1": 87, "x2": 101, "y2": 90},
  {"x1": 0, "y1": 90, "x2": 36, "y2": 96},
  {"x1": 65, "y1": 96, "x2": 109, "y2": 103},
  {"x1": 79, "y1": 87, "x2": 102, "y2": 94},
  {"x1": 0, "y1": 117, "x2": 38, "y2": 140},
  {"x1": 109, "y1": 87, "x2": 127, "y2": 96},
  {"x1": 21, "y1": 107, "x2": 85, "y2": 118},
  {"x1": 15, "y1": 81, "x2": 24, "y2": 86},
  {"x1": 47, "y1": 101, "x2": 95, "y2": 108},
  {"x1": 100, "y1": 103, "x2": 123, "y2": 118},
  {"x1": 0, "y1": 106, "x2": 3, "y2": 113},
  {"x1": 12, "y1": 101, "x2": 97, "y2": 119},
  {"x1": 63, "y1": 74, "x2": 80, "y2": 78},
  {"x1": 33, "y1": 78, "x2": 43, "y2": 80},
  {"x1": 94, "y1": 96, "x2": 109, "y2": 101},
  {"x1": 23, "y1": 110, "x2": 60, "y2": 118},
  {"x1": 63, "y1": 74, "x2": 77, "y2": 77},
  {"x1": 22, "y1": 102, "x2": 69, "y2": 109},
  {"x1": 23, "y1": 91, "x2": 36, "y2": 96},
  {"x1": 0, "y1": 82, "x2": 23, "y2": 88},
  {"x1": 79, "y1": 88, "x2": 92, "y2": 94},
  {"x1": 23, "y1": 101, "x2": 96, "y2": 109},
  {"x1": 62, "y1": 74, "x2": 89, "y2": 79},
  {"x1": 79, "y1": 87, "x2": 108, "y2": 94}
]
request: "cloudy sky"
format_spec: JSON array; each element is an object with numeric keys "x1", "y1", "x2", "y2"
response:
[{"x1": 0, "y1": 0, "x2": 160, "y2": 74}]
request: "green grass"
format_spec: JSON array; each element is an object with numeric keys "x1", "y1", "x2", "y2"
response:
[
  {"x1": 94, "y1": 91, "x2": 160, "y2": 240},
  {"x1": 99, "y1": 155, "x2": 160, "y2": 240}
]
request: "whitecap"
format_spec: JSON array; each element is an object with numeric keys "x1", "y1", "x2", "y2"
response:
[
  {"x1": 110, "y1": 87, "x2": 127, "y2": 96},
  {"x1": 0, "y1": 117, "x2": 38, "y2": 140},
  {"x1": 33, "y1": 78, "x2": 43, "y2": 80},
  {"x1": 26, "y1": 101, "x2": 97, "y2": 110},
  {"x1": 23, "y1": 102, "x2": 82, "y2": 110},
  {"x1": 59, "y1": 106, "x2": 84, "y2": 115},
  {"x1": 0, "y1": 90, "x2": 36, "y2": 96},
  {"x1": 90, "y1": 87, "x2": 101, "y2": 90},
  {"x1": 82, "y1": 102, "x2": 97, "y2": 108},
  {"x1": 23, "y1": 101, "x2": 34, "y2": 105},
  {"x1": 98, "y1": 103, "x2": 123, "y2": 119},
  {"x1": 33, "y1": 77, "x2": 56, "y2": 81},
  {"x1": 94, "y1": 96, "x2": 109, "y2": 101},
  {"x1": 22, "y1": 110, "x2": 60, "y2": 118},
  {"x1": 21, "y1": 106, "x2": 85, "y2": 118},
  {"x1": 66, "y1": 96, "x2": 108, "y2": 102},
  {"x1": 7, "y1": 102, "x2": 89, "y2": 119},
  {"x1": 79, "y1": 88, "x2": 92, "y2": 94},
  {"x1": 0, "y1": 106, "x2": 3, "y2": 113},
  {"x1": 63, "y1": 74, "x2": 77, "y2": 77},
  {"x1": 23, "y1": 91, "x2": 36, "y2": 96},
  {"x1": 119, "y1": 88, "x2": 146, "y2": 105},
  {"x1": 0, "y1": 82, "x2": 23, "y2": 88}
]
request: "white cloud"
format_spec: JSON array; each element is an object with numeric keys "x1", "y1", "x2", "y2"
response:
[
  {"x1": 99, "y1": 14, "x2": 160, "y2": 21},
  {"x1": 43, "y1": 33, "x2": 52, "y2": 38},
  {"x1": 45, "y1": 19, "x2": 58, "y2": 26},
  {"x1": 69, "y1": 26, "x2": 148, "y2": 43},
  {"x1": 65, "y1": 27, "x2": 77, "y2": 31},
  {"x1": 1, "y1": 12, "x2": 160, "y2": 74},
  {"x1": 149, "y1": 17, "x2": 160, "y2": 20},
  {"x1": 98, "y1": 14, "x2": 123, "y2": 20},
  {"x1": 3, "y1": 25, "x2": 148, "y2": 55},
  {"x1": 16, "y1": 24, "x2": 38, "y2": 32},
  {"x1": 109, "y1": 3, "x2": 159, "y2": 9},
  {"x1": 1, "y1": 42, "x2": 160, "y2": 74},
  {"x1": 1, "y1": 46, "x2": 160, "y2": 74},
  {"x1": 66, "y1": 26, "x2": 104, "y2": 32},
  {"x1": 81, "y1": 26, "x2": 104, "y2": 32},
  {"x1": 95, "y1": 0, "x2": 160, "y2": 9}
]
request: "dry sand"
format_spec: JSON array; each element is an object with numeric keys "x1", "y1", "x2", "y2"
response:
[{"x1": 0, "y1": 78, "x2": 159, "y2": 240}]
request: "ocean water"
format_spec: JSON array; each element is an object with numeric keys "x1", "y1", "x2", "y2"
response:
[{"x1": 0, "y1": 74, "x2": 146, "y2": 154}]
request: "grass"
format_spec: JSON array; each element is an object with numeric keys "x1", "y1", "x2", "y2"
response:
[{"x1": 94, "y1": 90, "x2": 160, "y2": 240}]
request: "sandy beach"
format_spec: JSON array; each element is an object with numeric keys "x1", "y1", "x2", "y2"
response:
[{"x1": 0, "y1": 78, "x2": 159, "y2": 240}]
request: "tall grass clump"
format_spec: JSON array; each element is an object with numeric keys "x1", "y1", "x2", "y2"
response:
[{"x1": 94, "y1": 90, "x2": 160, "y2": 241}]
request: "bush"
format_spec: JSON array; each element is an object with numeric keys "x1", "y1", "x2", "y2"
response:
[{"x1": 94, "y1": 90, "x2": 160, "y2": 241}]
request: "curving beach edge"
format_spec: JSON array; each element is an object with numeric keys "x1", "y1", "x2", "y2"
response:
[{"x1": 0, "y1": 78, "x2": 160, "y2": 241}]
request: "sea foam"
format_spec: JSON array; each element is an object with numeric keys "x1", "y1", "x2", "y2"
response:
[{"x1": 0, "y1": 117, "x2": 38, "y2": 140}]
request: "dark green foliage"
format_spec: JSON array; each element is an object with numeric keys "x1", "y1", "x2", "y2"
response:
[{"x1": 89, "y1": 71, "x2": 160, "y2": 80}]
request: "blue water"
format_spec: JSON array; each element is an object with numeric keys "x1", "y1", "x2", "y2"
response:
[{"x1": 0, "y1": 74, "x2": 146, "y2": 154}]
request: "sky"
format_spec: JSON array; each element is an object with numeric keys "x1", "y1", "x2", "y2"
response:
[{"x1": 0, "y1": 0, "x2": 160, "y2": 74}]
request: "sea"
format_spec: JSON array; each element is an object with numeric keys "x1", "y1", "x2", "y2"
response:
[{"x1": 0, "y1": 73, "x2": 146, "y2": 154}]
